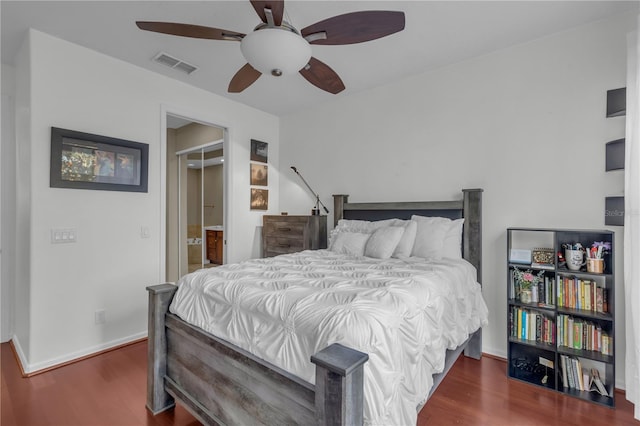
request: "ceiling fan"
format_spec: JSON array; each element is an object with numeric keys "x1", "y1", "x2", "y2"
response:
[{"x1": 136, "y1": 0, "x2": 405, "y2": 94}]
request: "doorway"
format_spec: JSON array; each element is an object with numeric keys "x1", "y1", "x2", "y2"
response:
[{"x1": 166, "y1": 115, "x2": 226, "y2": 281}]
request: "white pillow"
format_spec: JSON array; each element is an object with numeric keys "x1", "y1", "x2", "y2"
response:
[
  {"x1": 442, "y1": 218, "x2": 464, "y2": 259},
  {"x1": 390, "y1": 220, "x2": 417, "y2": 258},
  {"x1": 364, "y1": 226, "x2": 405, "y2": 259},
  {"x1": 329, "y1": 218, "x2": 394, "y2": 246},
  {"x1": 329, "y1": 232, "x2": 371, "y2": 256},
  {"x1": 411, "y1": 215, "x2": 465, "y2": 259},
  {"x1": 330, "y1": 218, "x2": 419, "y2": 258},
  {"x1": 410, "y1": 215, "x2": 449, "y2": 259}
]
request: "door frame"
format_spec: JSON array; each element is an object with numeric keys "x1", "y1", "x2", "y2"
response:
[
  {"x1": 160, "y1": 104, "x2": 229, "y2": 282},
  {"x1": 176, "y1": 139, "x2": 224, "y2": 274}
]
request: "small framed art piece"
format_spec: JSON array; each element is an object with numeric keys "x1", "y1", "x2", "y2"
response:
[
  {"x1": 250, "y1": 188, "x2": 268, "y2": 210},
  {"x1": 250, "y1": 163, "x2": 268, "y2": 186},
  {"x1": 250, "y1": 139, "x2": 268, "y2": 163},
  {"x1": 50, "y1": 127, "x2": 148, "y2": 192}
]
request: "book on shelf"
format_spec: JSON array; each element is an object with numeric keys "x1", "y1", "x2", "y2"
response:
[
  {"x1": 560, "y1": 355, "x2": 608, "y2": 394},
  {"x1": 531, "y1": 263, "x2": 555, "y2": 270},
  {"x1": 589, "y1": 368, "x2": 609, "y2": 396},
  {"x1": 596, "y1": 287, "x2": 604, "y2": 313},
  {"x1": 510, "y1": 307, "x2": 555, "y2": 344},
  {"x1": 533, "y1": 276, "x2": 555, "y2": 307},
  {"x1": 557, "y1": 276, "x2": 608, "y2": 314},
  {"x1": 556, "y1": 314, "x2": 611, "y2": 355}
]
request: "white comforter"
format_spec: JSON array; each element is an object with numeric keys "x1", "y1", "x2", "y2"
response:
[{"x1": 170, "y1": 250, "x2": 488, "y2": 426}]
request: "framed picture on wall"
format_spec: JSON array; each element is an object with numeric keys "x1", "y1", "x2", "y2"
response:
[
  {"x1": 250, "y1": 163, "x2": 268, "y2": 186},
  {"x1": 50, "y1": 127, "x2": 148, "y2": 192},
  {"x1": 250, "y1": 188, "x2": 268, "y2": 210},
  {"x1": 250, "y1": 139, "x2": 268, "y2": 163}
]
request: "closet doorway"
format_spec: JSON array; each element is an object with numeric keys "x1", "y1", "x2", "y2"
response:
[{"x1": 166, "y1": 115, "x2": 226, "y2": 281}]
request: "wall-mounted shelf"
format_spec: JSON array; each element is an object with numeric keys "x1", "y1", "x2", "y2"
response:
[
  {"x1": 605, "y1": 197, "x2": 624, "y2": 226},
  {"x1": 606, "y1": 88, "x2": 626, "y2": 117},
  {"x1": 605, "y1": 139, "x2": 625, "y2": 171}
]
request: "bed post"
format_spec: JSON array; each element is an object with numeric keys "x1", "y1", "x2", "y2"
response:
[
  {"x1": 146, "y1": 284, "x2": 178, "y2": 414},
  {"x1": 311, "y1": 343, "x2": 369, "y2": 426},
  {"x1": 333, "y1": 194, "x2": 349, "y2": 227},
  {"x1": 462, "y1": 188, "x2": 483, "y2": 359}
]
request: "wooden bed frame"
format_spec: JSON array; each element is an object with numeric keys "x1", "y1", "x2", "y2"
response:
[{"x1": 146, "y1": 188, "x2": 483, "y2": 425}]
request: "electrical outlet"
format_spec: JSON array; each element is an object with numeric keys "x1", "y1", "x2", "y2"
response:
[{"x1": 94, "y1": 309, "x2": 106, "y2": 325}]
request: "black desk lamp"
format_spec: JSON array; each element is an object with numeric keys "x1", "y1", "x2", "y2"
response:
[{"x1": 290, "y1": 166, "x2": 329, "y2": 216}]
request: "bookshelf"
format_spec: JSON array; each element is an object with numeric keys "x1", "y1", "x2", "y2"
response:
[{"x1": 507, "y1": 228, "x2": 615, "y2": 407}]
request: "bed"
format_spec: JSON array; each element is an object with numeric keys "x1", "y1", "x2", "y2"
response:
[{"x1": 146, "y1": 188, "x2": 485, "y2": 425}]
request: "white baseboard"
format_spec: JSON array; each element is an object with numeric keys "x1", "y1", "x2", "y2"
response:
[
  {"x1": 13, "y1": 331, "x2": 148, "y2": 374},
  {"x1": 482, "y1": 345, "x2": 506, "y2": 360},
  {"x1": 10, "y1": 334, "x2": 29, "y2": 373}
]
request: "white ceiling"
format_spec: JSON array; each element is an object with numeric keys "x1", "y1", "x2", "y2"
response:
[{"x1": 2, "y1": 1, "x2": 638, "y2": 116}]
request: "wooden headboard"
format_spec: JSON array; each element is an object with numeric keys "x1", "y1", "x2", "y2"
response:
[{"x1": 332, "y1": 188, "x2": 483, "y2": 284}]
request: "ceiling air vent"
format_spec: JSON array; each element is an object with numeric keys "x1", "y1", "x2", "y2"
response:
[{"x1": 153, "y1": 52, "x2": 198, "y2": 75}]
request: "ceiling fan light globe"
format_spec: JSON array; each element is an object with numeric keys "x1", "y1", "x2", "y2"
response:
[{"x1": 240, "y1": 28, "x2": 311, "y2": 76}]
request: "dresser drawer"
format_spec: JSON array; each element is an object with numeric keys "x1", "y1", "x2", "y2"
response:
[
  {"x1": 263, "y1": 220, "x2": 306, "y2": 238},
  {"x1": 263, "y1": 236, "x2": 304, "y2": 256},
  {"x1": 262, "y1": 215, "x2": 327, "y2": 258}
]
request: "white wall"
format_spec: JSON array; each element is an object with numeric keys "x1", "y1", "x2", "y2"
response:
[
  {"x1": 280, "y1": 14, "x2": 631, "y2": 387},
  {"x1": 13, "y1": 36, "x2": 32, "y2": 360},
  {"x1": 11, "y1": 29, "x2": 279, "y2": 372}
]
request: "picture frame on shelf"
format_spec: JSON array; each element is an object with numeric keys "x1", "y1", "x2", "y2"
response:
[{"x1": 531, "y1": 248, "x2": 555, "y2": 269}]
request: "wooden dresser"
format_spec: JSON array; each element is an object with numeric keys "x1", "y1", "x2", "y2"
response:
[{"x1": 262, "y1": 215, "x2": 327, "y2": 258}]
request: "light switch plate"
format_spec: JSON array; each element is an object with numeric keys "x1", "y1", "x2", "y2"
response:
[{"x1": 51, "y1": 228, "x2": 77, "y2": 244}]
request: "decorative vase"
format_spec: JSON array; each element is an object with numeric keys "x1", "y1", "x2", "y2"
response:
[{"x1": 520, "y1": 289, "x2": 532, "y2": 304}]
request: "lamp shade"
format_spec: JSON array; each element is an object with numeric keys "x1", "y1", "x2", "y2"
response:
[{"x1": 241, "y1": 28, "x2": 312, "y2": 76}]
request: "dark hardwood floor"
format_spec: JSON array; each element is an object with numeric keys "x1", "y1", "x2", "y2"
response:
[{"x1": 2, "y1": 340, "x2": 638, "y2": 425}]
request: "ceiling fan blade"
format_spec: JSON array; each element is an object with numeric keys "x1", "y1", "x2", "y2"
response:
[
  {"x1": 301, "y1": 11, "x2": 405, "y2": 45},
  {"x1": 250, "y1": 1, "x2": 284, "y2": 27},
  {"x1": 228, "y1": 64, "x2": 262, "y2": 93},
  {"x1": 299, "y1": 57, "x2": 345, "y2": 94},
  {"x1": 136, "y1": 21, "x2": 244, "y2": 41}
]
